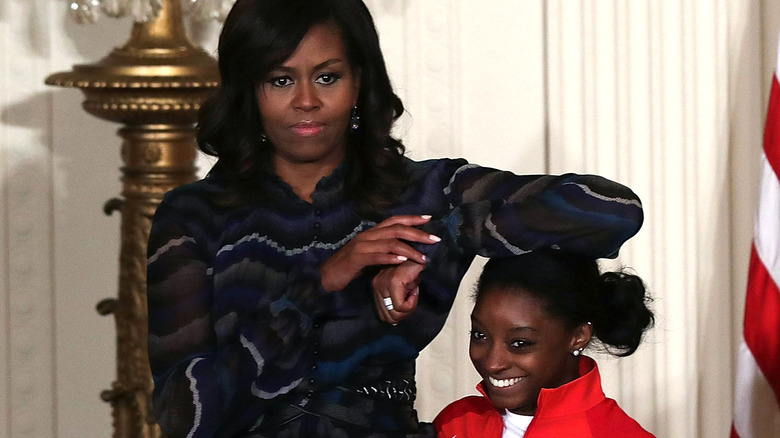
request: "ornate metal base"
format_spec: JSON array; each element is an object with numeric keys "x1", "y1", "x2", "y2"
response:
[{"x1": 45, "y1": 1, "x2": 218, "y2": 436}]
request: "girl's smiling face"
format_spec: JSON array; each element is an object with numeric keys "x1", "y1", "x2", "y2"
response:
[{"x1": 469, "y1": 287, "x2": 586, "y2": 415}]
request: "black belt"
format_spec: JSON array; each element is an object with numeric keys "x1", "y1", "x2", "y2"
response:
[
  {"x1": 254, "y1": 379, "x2": 421, "y2": 434},
  {"x1": 342, "y1": 378, "x2": 417, "y2": 402}
]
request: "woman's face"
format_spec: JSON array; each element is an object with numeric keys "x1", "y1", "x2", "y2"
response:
[
  {"x1": 256, "y1": 21, "x2": 361, "y2": 170},
  {"x1": 469, "y1": 288, "x2": 582, "y2": 415}
]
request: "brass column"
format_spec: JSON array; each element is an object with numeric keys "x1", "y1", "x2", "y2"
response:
[{"x1": 46, "y1": 0, "x2": 219, "y2": 436}]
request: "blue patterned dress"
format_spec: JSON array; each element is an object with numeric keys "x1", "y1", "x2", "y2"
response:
[{"x1": 146, "y1": 158, "x2": 643, "y2": 437}]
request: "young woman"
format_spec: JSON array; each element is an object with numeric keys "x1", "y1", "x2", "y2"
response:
[
  {"x1": 434, "y1": 251, "x2": 655, "y2": 438},
  {"x1": 146, "y1": 0, "x2": 645, "y2": 436}
]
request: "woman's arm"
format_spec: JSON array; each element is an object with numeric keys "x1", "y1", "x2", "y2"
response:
[
  {"x1": 147, "y1": 198, "x2": 328, "y2": 438},
  {"x1": 441, "y1": 164, "x2": 643, "y2": 259},
  {"x1": 371, "y1": 161, "x2": 643, "y2": 325}
]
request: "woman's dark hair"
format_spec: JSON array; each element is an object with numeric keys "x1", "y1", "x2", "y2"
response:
[
  {"x1": 475, "y1": 251, "x2": 654, "y2": 357},
  {"x1": 198, "y1": 0, "x2": 408, "y2": 217}
]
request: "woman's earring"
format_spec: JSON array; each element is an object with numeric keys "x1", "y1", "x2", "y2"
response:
[
  {"x1": 350, "y1": 106, "x2": 360, "y2": 131},
  {"x1": 259, "y1": 133, "x2": 268, "y2": 143},
  {"x1": 572, "y1": 347, "x2": 584, "y2": 357}
]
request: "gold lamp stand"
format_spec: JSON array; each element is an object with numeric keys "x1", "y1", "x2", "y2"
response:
[{"x1": 46, "y1": 0, "x2": 219, "y2": 436}]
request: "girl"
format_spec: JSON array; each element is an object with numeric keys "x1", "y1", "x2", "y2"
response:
[{"x1": 434, "y1": 251, "x2": 655, "y2": 437}]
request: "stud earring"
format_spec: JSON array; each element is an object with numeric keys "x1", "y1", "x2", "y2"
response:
[
  {"x1": 350, "y1": 106, "x2": 360, "y2": 131},
  {"x1": 259, "y1": 133, "x2": 268, "y2": 143},
  {"x1": 572, "y1": 347, "x2": 584, "y2": 357}
]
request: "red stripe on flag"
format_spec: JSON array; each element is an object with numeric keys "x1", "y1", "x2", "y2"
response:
[
  {"x1": 743, "y1": 244, "x2": 780, "y2": 405},
  {"x1": 764, "y1": 76, "x2": 780, "y2": 176}
]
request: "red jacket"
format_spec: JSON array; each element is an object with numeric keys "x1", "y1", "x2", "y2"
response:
[{"x1": 433, "y1": 357, "x2": 654, "y2": 438}]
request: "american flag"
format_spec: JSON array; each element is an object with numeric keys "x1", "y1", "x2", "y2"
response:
[{"x1": 730, "y1": 32, "x2": 780, "y2": 438}]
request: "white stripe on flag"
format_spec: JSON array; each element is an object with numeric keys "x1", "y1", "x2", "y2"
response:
[
  {"x1": 754, "y1": 154, "x2": 780, "y2": 287},
  {"x1": 733, "y1": 342, "x2": 780, "y2": 437}
]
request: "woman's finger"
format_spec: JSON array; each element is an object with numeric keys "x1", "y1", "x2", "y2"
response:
[
  {"x1": 386, "y1": 263, "x2": 424, "y2": 314},
  {"x1": 373, "y1": 269, "x2": 399, "y2": 324},
  {"x1": 351, "y1": 238, "x2": 428, "y2": 265},
  {"x1": 358, "y1": 223, "x2": 441, "y2": 247},
  {"x1": 374, "y1": 214, "x2": 432, "y2": 229},
  {"x1": 372, "y1": 261, "x2": 424, "y2": 323},
  {"x1": 374, "y1": 289, "x2": 397, "y2": 324}
]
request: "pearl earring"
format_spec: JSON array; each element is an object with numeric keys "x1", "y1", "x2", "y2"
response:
[{"x1": 572, "y1": 347, "x2": 584, "y2": 357}]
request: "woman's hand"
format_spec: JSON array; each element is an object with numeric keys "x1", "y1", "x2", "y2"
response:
[
  {"x1": 319, "y1": 215, "x2": 440, "y2": 292},
  {"x1": 372, "y1": 260, "x2": 426, "y2": 325}
]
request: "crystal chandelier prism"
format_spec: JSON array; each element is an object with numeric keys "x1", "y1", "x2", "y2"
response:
[{"x1": 68, "y1": 0, "x2": 235, "y2": 23}]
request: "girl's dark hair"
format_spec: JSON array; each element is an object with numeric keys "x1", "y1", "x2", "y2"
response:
[
  {"x1": 475, "y1": 251, "x2": 654, "y2": 357},
  {"x1": 198, "y1": 0, "x2": 408, "y2": 217}
]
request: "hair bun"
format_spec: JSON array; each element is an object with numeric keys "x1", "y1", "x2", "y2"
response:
[{"x1": 591, "y1": 270, "x2": 654, "y2": 356}]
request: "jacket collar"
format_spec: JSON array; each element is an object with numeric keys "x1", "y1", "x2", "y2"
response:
[
  {"x1": 476, "y1": 356, "x2": 606, "y2": 418},
  {"x1": 260, "y1": 160, "x2": 349, "y2": 206}
]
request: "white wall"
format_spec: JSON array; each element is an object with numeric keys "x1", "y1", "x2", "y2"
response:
[{"x1": 0, "y1": 0, "x2": 773, "y2": 436}]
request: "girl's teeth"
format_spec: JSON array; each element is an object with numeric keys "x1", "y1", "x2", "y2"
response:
[{"x1": 489, "y1": 376, "x2": 521, "y2": 388}]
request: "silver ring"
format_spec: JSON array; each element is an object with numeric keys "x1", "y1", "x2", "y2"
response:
[{"x1": 383, "y1": 297, "x2": 394, "y2": 311}]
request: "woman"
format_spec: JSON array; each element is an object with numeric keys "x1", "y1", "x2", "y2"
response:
[
  {"x1": 434, "y1": 252, "x2": 655, "y2": 437},
  {"x1": 146, "y1": 0, "x2": 644, "y2": 436}
]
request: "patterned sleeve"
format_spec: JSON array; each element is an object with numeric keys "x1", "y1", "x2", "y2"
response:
[
  {"x1": 439, "y1": 163, "x2": 644, "y2": 259},
  {"x1": 146, "y1": 195, "x2": 327, "y2": 437}
]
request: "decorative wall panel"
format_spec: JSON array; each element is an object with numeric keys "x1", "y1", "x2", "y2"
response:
[
  {"x1": 407, "y1": 0, "x2": 468, "y2": 418},
  {"x1": 3, "y1": 1, "x2": 57, "y2": 436},
  {"x1": 546, "y1": 1, "x2": 739, "y2": 437}
]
